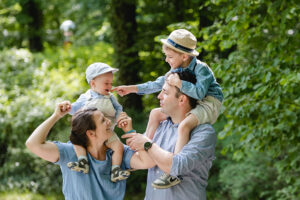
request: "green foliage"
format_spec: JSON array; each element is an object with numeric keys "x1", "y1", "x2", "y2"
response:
[
  {"x1": 1, "y1": 0, "x2": 300, "y2": 199},
  {"x1": 194, "y1": 0, "x2": 300, "y2": 199},
  {"x1": 0, "y1": 42, "x2": 115, "y2": 194},
  {"x1": 0, "y1": 0, "x2": 111, "y2": 50},
  {"x1": 219, "y1": 151, "x2": 278, "y2": 199}
]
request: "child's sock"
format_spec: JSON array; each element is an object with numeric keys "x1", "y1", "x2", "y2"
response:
[
  {"x1": 112, "y1": 165, "x2": 120, "y2": 171},
  {"x1": 78, "y1": 156, "x2": 88, "y2": 162}
]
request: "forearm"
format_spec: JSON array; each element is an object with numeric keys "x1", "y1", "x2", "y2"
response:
[
  {"x1": 129, "y1": 85, "x2": 138, "y2": 93},
  {"x1": 147, "y1": 143, "x2": 174, "y2": 173},
  {"x1": 123, "y1": 132, "x2": 174, "y2": 172},
  {"x1": 26, "y1": 113, "x2": 60, "y2": 162},
  {"x1": 130, "y1": 150, "x2": 156, "y2": 169},
  {"x1": 136, "y1": 76, "x2": 165, "y2": 94},
  {"x1": 27, "y1": 114, "x2": 59, "y2": 145}
]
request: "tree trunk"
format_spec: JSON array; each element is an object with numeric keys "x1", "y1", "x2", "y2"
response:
[
  {"x1": 21, "y1": 0, "x2": 43, "y2": 52},
  {"x1": 109, "y1": 0, "x2": 143, "y2": 111}
]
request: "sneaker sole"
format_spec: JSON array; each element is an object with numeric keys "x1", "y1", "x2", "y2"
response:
[
  {"x1": 151, "y1": 181, "x2": 181, "y2": 189},
  {"x1": 111, "y1": 171, "x2": 131, "y2": 182},
  {"x1": 68, "y1": 165, "x2": 89, "y2": 174}
]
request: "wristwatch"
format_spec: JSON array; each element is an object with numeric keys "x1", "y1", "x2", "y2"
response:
[{"x1": 144, "y1": 141, "x2": 153, "y2": 152}]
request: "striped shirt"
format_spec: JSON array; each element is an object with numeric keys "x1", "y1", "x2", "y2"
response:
[{"x1": 145, "y1": 118, "x2": 217, "y2": 200}]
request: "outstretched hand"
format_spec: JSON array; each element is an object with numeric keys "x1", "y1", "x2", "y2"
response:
[
  {"x1": 54, "y1": 101, "x2": 71, "y2": 118},
  {"x1": 111, "y1": 85, "x2": 137, "y2": 97}
]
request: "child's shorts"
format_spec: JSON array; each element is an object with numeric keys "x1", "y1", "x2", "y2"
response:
[
  {"x1": 189, "y1": 95, "x2": 222, "y2": 125},
  {"x1": 105, "y1": 132, "x2": 120, "y2": 145}
]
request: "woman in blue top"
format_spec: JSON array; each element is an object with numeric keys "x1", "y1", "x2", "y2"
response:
[{"x1": 25, "y1": 101, "x2": 153, "y2": 200}]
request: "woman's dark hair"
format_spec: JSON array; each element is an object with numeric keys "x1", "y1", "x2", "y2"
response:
[
  {"x1": 168, "y1": 70, "x2": 198, "y2": 109},
  {"x1": 69, "y1": 107, "x2": 97, "y2": 148}
]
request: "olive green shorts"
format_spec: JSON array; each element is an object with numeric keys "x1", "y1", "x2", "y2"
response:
[{"x1": 189, "y1": 96, "x2": 222, "y2": 125}]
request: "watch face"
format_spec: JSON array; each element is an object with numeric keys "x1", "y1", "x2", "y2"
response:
[
  {"x1": 144, "y1": 142, "x2": 152, "y2": 151},
  {"x1": 145, "y1": 142, "x2": 150, "y2": 148}
]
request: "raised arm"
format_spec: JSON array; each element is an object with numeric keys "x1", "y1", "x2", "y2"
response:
[
  {"x1": 117, "y1": 112, "x2": 155, "y2": 169},
  {"x1": 25, "y1": 101, "x2": 71, "y2": 162}
]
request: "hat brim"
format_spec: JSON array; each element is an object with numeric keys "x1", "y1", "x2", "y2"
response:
[
  {"x1": 88, "y1": 68, "x2": 118, "y2": 83},
  {"x1": 160, "y1": 39, "x2": 199, "y2": 56}
]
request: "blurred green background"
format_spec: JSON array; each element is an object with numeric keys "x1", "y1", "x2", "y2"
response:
[{"x1": 0, "y1": 0, "x2": 299, "y2": 199}]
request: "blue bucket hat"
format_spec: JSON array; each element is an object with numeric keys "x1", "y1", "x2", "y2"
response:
[{"x1": 86, "y1": 62, "x2": 118, "y2": 84}]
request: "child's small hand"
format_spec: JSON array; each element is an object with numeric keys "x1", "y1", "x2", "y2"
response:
[
  {"x1": 119, "y1": 121, "x2": 128, "y2": 128},
  {"x1": 117, "y1": 112, "x2": 133, "y2": 133},
  {"x1": 167, "y1": 73, "x2": 182, "y2": 89},
  {"x1": 111, "y1": 86, "x2": 128, "y2": 96},
  {"x1": 111, "y1": 85, "x2": 137, "y2": 96}
]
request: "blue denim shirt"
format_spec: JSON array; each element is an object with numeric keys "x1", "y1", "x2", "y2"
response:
[
  {"x1": 145, "y1": 118, "x2": 217, "y2": 200},
  {"x1": 137, "y1": 57, "x2": 223, "y2": 102},
  {"x1": 69, "y1": 89, "x2": 123, "y2": 118}
]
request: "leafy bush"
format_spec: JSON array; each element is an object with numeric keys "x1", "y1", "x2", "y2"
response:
[
  {"x1": 196, "y1": 1, "x2": 300, "y2": 199},
  {"x1": 0, "y1": 42, "x2": 117, "y2": 194}
]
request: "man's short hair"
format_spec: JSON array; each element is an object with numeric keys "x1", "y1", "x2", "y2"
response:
[
  {"x1": 69, "y1": 107, "x2": 97, "y2": 148},
  {"x1": 167, "y1": 70, "x2": 198, "y2": 109}
]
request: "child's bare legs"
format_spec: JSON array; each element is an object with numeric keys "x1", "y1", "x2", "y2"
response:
[
  {"x1": 67, "y1": 144, "x2": 89, "y2": 174},
  {"x1": 152, "y1": 114, "x2": 198, "y2": 189},
  {"x1": 145, "y1": 108, "x2": 168, "y2": 139},
  {"x1": 174, "y1": 114, "x2": 198, "y2": 154},
  {"x1": 106, "y1": 139, "x2": 130, "y2": 182}
]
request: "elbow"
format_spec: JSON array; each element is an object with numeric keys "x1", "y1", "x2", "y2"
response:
[
  {"x1": 25, "y1": 137, "x2": 34, "y2": 151},
  {"x1": 25, "y1": 139, "x2": 31, "y2": 149}
]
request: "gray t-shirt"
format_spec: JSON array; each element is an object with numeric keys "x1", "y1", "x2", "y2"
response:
[
  {"x1": 145, "y1": 118, "x2": 217, "y2": 200},
  {"x1": 54, "y1": 142, "x2": 134, "y2": 200}
]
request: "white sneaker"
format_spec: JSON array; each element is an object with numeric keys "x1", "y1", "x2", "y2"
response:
[
  {"x1": 111, "y1": 167, "x2": 130, "y2": 182},
  {"x1": 152, "y1": 173, "x2": 181, "y2": 189}
]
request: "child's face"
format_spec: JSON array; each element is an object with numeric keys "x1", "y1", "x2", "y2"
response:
[
  {"x1": 90, "y1": 72, "x2": 113, "y2": 95},
  {"x1": 163, "y1": 46, "x2": 185, "y2": 69}
]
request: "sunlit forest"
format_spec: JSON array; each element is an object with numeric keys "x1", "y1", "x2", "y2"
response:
[{"x1": 0, "y1": 0, "x2": 299, "y2": 199}]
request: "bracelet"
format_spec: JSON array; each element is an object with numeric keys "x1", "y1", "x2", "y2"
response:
[{"x1": 126, "y1": 129, "x2": 136, "y2": 134}]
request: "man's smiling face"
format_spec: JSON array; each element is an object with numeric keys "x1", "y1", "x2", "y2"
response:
[{"x1": 157, "y1": 81, "x2": 180, "y2": 116}]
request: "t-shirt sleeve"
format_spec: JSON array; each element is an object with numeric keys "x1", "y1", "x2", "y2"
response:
[{"x1": 53, "y1": 141, "x2": 74, "y2": 166}]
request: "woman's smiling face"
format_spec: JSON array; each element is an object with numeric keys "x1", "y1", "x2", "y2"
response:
[{"x1": 92, "y1": 110, "x2": 112, "y2": 142}]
